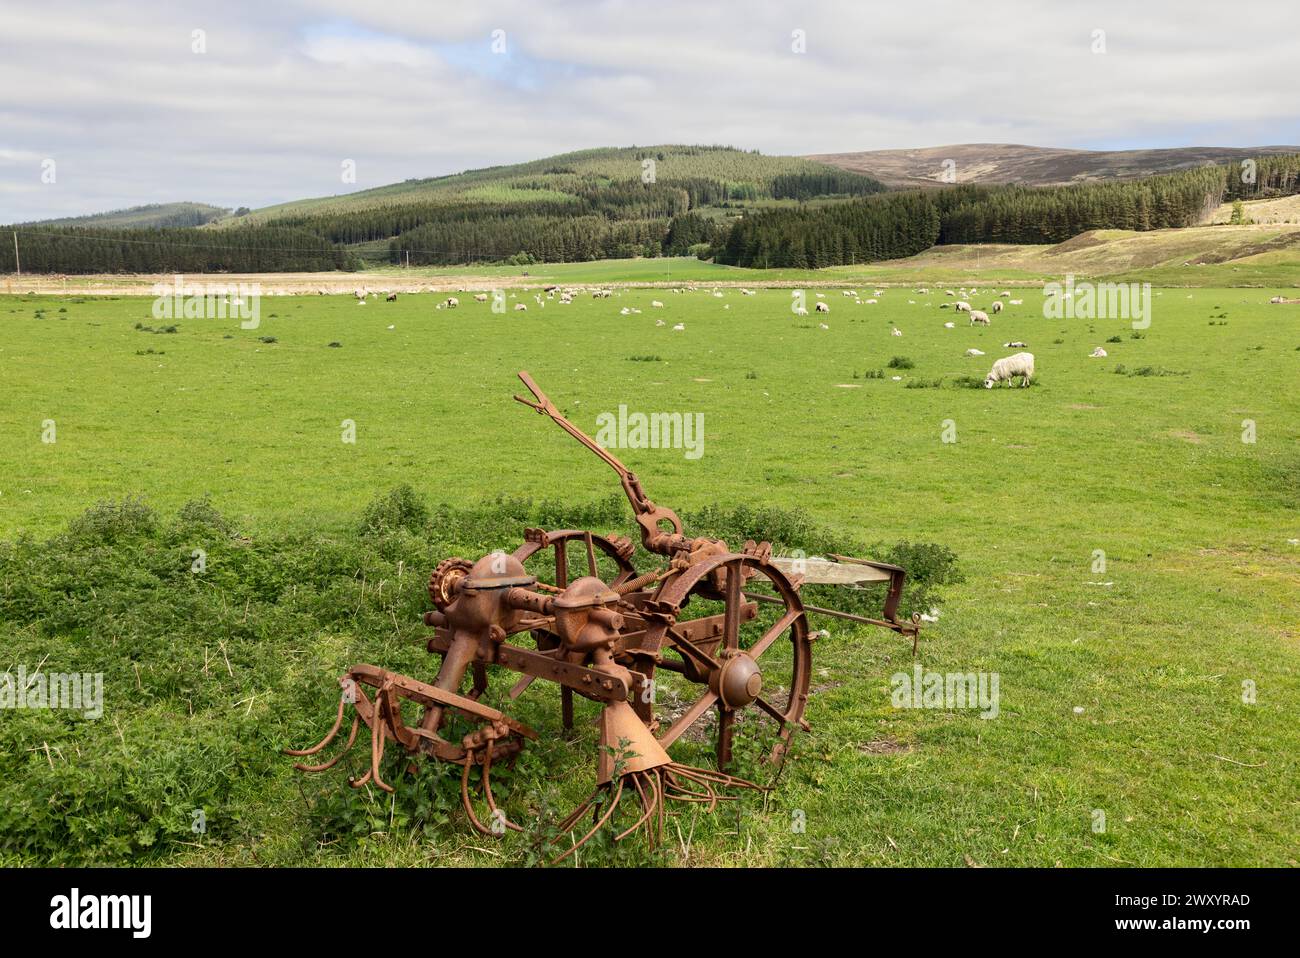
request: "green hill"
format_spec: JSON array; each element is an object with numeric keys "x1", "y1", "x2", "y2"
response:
[{"x1": 22, "y1": 202, "x2": 228, "y2": 230}]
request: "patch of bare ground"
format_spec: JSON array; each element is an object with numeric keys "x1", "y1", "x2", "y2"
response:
[
  {"x1": 1170, "y1": 429, "x2": 1204, "y2": 444},
  {"x1": 858, "y1": 738, "x2": 912, "y2": 755}
]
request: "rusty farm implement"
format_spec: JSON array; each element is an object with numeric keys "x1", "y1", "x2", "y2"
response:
[{"x1": 287, "y1": 371, "x2": 921, "y2": 861}]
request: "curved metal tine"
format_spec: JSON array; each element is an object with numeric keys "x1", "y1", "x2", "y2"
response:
[
  {"x1": 614, "y1": 773, "x2": 659, "y2": 843},
  {"x1": 284, "y1": 693, "x2": 347, "y2": 757},
  {"x1": 584, "y1": 531, "x2": 597, "y2": 578},
  {"x1": 367, "y1": 682, "x2": 396, "y2": 793},
  {"x1": 667, "y1": 759, "x2": 761, "y2": 786},
  {"x1": 461, "y1": 750, "x2": 495, "y2": 837},
  {"x1": 482, "y1": 744, "x2": 523, "y2": 833},
  {"x1": 550, "y1": 778, "x2": 624, "y2": 866},
  {"x1": 293, "y1": 715, "x2": 360, "y2": 772}
]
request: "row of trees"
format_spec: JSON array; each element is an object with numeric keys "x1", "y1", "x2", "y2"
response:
[
  {"x1": 715, "y1": 191, "x2": 940, "y2": 268},
  {"x1": 0, "y1": 226, "x2": 354, "y2": 273},
  {"x1": 389, "y1": 215, "x2": 671, "y2": 265},
  {"x1": 715, "y1": 159, "x2": 1281, "y2": 266}
]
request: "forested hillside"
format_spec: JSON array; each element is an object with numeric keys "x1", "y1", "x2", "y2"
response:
[
  {"x1": 4, "y1": 148, "x2": 1300, "y2": 274},
  {"x1": 1, "y1": 146, "x2": 883, "y2": 273},
  {"x1": 715, "y1": 155, "x2": 1300, "y2": 268}
]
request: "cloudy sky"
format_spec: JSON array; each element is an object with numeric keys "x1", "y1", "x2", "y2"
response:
[{"x1": 2, "y1": 0, "x2": 1297, "y2": 221}]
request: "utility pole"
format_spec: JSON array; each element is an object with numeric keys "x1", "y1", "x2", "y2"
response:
[{"x1": 12, "y1": 231, "x2": 19, "y2": 276}]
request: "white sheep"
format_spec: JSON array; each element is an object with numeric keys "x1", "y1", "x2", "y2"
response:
[
  {"x1": 673, "y1": 323, "x2": 685, "y2": 331},
  {"x1": 819, "y1": 322, "x2": 829, "y2": 330},
  {"x1": 984, "y1": 352, "x2": 1035, "y2": 388},
  {"x1": 651, "y1": 300, "x2": 664, "y2": 308},
  {"x1": 954, "y1": 301, "x2": 972, "y2": 313},
  {"x1": 1089, "y1": 346, "x2": 1108, "y2": 358},
  {"x1": 474, "y1": 293, "x2": 488, "y2": 302},
  {"x1": 444, "y1": 297, "x2": 459, "y2": 309},
  {"x1": 815, "y1": 302, "x2": 830, "y2": 313},
  {"x1": 1003, "y1": 341, "x2": 1028, "y2": 348},
  {"x1": 943, "y1": 321, "x2": 955, "y2": 328},
  {"x1": 514, "y1": 303, "x2": 527, "y2": 311},
  {"x1": 965, "y1": 348, "x2": 985, "y2": 356},
  {"x1": 969, "y1": 310, "x2": 990, "y2": 326},
  {"x1": 1009, "y1": 299, "x2": 1024, "y2": 306},
  {"x1": 655, "y1": 319, "x2": 666, "y2": 327},
  {"x1": 990, "y1": 301, "x2": 1003, "y2": 313},
  {"x1": 891, "y1": 328, "x2": 903, "y2": 337}
]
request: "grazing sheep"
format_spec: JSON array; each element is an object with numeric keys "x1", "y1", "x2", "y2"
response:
[
  {"x1": 969, "y1": 310, "x2": 990, "y2": 326},
  {"x1": 944, "y1": 321, "x2": 955, "y2": 328},
  {"x1": 1009, "y1": 299, "x2": 1024, "y2": 306},
  {"x1": 945, "y1": 290, "x2": 956, "y2": 297},
  {"x1": 815, "y1": 302, "x2": 830, "y2": 313},
  {"x1": 474, "y1": 293, "x2": 488, "y2": 302},
  {"x1": 984, "y1": 352, "x2": 1035, "y2": 388},
  {"x1": 1000, "y1": 291, "x2": 1011, "y2": 298},
  {"x1": 891, "y1": 328, "x2": 903, "y2": 337},
  {"x1": 444, "y1": 297, "x2": 459, "y2": 308},
  {"x1": 954, "y1": 301, "x2": 972, "y2": 313},
  {"x1": 655, "y1": 319, "x2": 666, "y2": 327},
  {"x1": 386, "y1": 293, "x2": 397, "y2": 302},
  {"x1": 965, "y1": 348, "x2": 985, "y2": 356},
  {"x1": 673, "y1": 323, "x2": 685, "y2": 331},
  {"x1": 819, "y1": 322, "x2": 829, "y2": 330},
  {"x1": 651, "y1": 300, "x2": 664, "y2": 308},
  {"x1": 939, "y1": 303, "x2": 950, "y2": 309},
  {"x1": 1003, "y1": 341, "x2": 1028, "y2": 348},
  {"x1": 990, "y1": 301, "x2": 1003, "y2": 313},
  {"x1": 866, "y1": 298, "x2": 878, "y2": 304},
  {"x1": 1089, "y1": 346, "x2": 1108, "y2": 358},
  {"x1": 354, "y1": 289, "x2": 367, "y2": 301},
  {"x1": 514, "y1": 303, "x2": 527, "y2": 311}
]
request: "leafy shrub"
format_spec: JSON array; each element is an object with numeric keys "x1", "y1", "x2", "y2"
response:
[
  {"x1": 886, "y1": 356, "x2": 914, "y2": 369},
  {"x1": 66, "y1": 497, "x2": 158, "y2": 545},
  {"x1": 359, "y1": 484, "x2": 430, "y2": 535}
]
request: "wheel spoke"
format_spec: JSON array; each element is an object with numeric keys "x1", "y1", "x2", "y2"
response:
[
  {"x1": 553, "y1": 543, "x2": 569, "y2": 589},
  {"x1": 658, "y1": 690, "x2": 718, "y2": 749},
  {"x1": 716, "y1": 706, "x2": 735, "y2": 769},
  {"x1": 752, "y1": 695, "x2": 789, "y2": 725},
  {"x1": 722, "y1": 560, "x2": 743, "y2": 651},
  {"x1": 750, "y1": 607, "x2": 801, "y2": 660}
]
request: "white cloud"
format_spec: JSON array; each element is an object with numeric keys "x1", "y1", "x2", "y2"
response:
[{"x1": 0, "y1": 0, "x2": 1297, "y2": 221}]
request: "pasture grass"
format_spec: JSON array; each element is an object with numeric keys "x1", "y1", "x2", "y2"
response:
[{"x1": 1, "y1": 283, "x2": 1296, "y2": 867}]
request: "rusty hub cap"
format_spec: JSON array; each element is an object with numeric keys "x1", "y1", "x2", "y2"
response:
[{"x1": 712, "y1": 652, "x2": 763, "y2": 709}]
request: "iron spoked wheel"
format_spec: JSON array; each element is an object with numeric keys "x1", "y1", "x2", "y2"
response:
[
  {"x1": 511, "y1": 529, "x2": 638, "y2": 592},
  {"x1": 643, "y1": 554, "x2": 811, "y2": 774}
]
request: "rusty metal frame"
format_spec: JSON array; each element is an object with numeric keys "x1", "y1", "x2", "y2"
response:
[{"x1": 287, "y1": 370, "x2": 922, "y2": 861}]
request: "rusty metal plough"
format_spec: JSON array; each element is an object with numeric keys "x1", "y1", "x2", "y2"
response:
[{"x1": 287, "y1": 371, "x2": 921, "y2": 862}]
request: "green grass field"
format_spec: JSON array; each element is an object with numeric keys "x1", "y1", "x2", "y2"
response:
[{"x1": 1, "y1": 283, "x2": 1296, "y2": 867}]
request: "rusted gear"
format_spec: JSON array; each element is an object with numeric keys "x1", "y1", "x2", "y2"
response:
[{"x1": 428, "y1": 558, "x2": 473, "y2": 610}]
